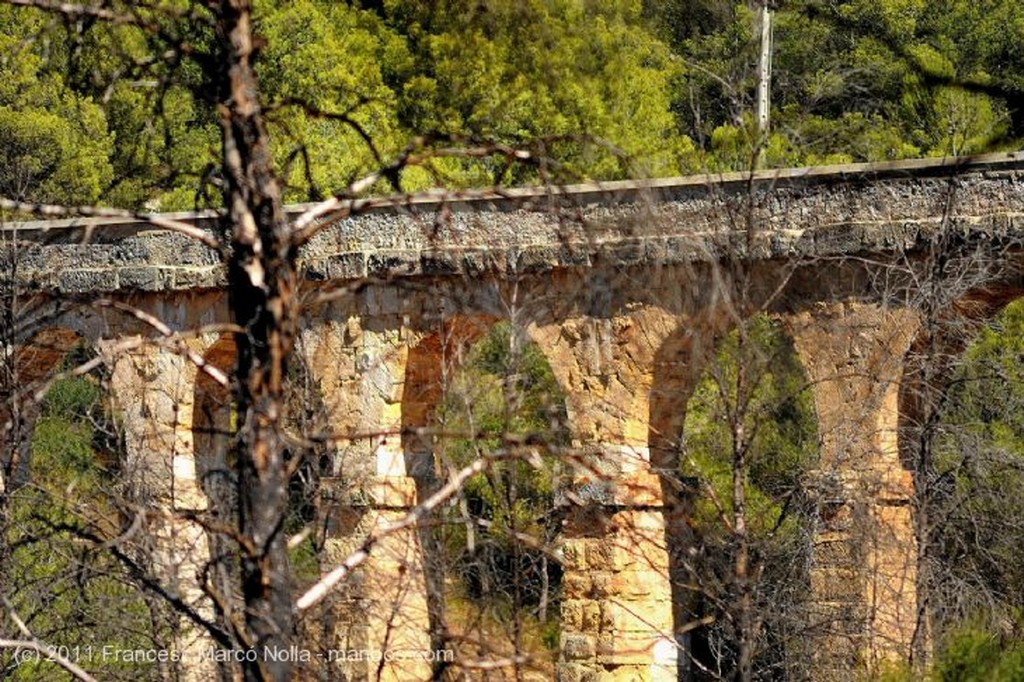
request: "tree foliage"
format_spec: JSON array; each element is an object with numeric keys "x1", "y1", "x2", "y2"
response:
[
  {"x1": 433, "y1": 322, "x2": 568, "y2": 660},
  {"x1": 926, "y1": 300, "x2": 1024, "y2": 648},
  {"x1": 681, "y1": 315, "x2": 819, "y2": 680},
  {"x1": 4, "y1": 0, "x2": 1018, "y2": 210},
  {"x1": 4, "y1": 365, "x2": 162, "y2": 682}
]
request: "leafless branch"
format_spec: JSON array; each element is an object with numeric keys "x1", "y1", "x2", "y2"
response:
[
  {"x1": 1, "y1": 592, "x2": 98, "y2": 682},
  {"x1": 294, "y1": 452, "x2": 509, "y2": 612},
  {"x1": 0, "y1": 199, "x2": 222, "y2": 251}
]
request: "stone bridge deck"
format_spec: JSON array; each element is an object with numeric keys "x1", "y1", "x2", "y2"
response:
[{"x1": 4, "y1": 152, "x2": 1024, "y2": 295}]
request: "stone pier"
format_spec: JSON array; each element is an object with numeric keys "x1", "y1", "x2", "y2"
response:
[
  {"x1": 559, "y1": 457, "x2": 677, "y2": 682},
  {"x1": 786, "y1": 303, "x2": 919, "y2": 678},
  {"x1": 104, "y1": 341, "x2": 217, "y2": 681},
  {"x1": 320, "y1": 467, "x2": 433, "y2": 682},
  {"x1": 303, "y1": 315, "x2": 433, "y2": 681},
  {"x1": 534, "y1": 313, "x2": 678, "y2": 681}
]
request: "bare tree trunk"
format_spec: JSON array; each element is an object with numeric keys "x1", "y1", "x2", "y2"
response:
[
  {"x1": 538, "y1": 553, "x2": 549, "y2": 623},
  {"x1": 215, "y1": 3, "x2": 297, "y2": 680},
  {"x1": 0, "y1": 470, "x2": 8, "y2": 620},
  {"x1": 1, "y1": 235, "x2": 17, "y2": 602},
  {"x1": 732, "y1": 371, "x2": 754, "y2": 682}
]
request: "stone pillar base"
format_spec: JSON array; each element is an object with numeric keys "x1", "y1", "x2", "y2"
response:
[
  {"x1": 149, "y1": 514, "x2": 219, "y2": 682},
  {"x1": 322, "y1": 476, "x2": 433, "y2": 682},
  {"x1": 806, "y1": 467, "x2": 917, "y2": 680},
  {"x1": 559, "y1": 472, "x2": 677, "y2": 681}
]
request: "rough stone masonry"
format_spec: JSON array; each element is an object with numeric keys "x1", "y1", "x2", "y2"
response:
[{"x1": 4, "y1": 152, "x2": 1024, "y2": 680}]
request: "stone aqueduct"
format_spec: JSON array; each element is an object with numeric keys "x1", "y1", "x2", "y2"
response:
[{"x1": 3, "y1": 153, "x2": 1024, "y2": 680}]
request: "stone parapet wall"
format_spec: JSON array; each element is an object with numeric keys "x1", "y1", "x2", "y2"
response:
[{"x1": 4, "y1": 153, "x2": 1023, "y2": 295}]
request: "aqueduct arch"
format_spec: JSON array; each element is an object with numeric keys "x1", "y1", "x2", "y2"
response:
[
  {"x1": 647, "y1": 310, "x2": 825, "y2": 679},
  {"x1": 895, "y1": 285, "x2": 1024, "y2": 663},
  {"x1": 3, "y1": 327, "x2": 89, "y2": 488},
  {"x1": 4, "y1": 154, "x2": 1024, "y2": 680},
  {"x1": 781, "y1": 303, "x2": 920, "y2": 678}
]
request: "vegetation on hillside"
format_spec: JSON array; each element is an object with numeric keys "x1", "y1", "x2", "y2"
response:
[{"x1": 0, "y1": 0, "x2": 1021, "y2": 210}]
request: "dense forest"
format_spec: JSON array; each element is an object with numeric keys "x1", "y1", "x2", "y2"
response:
[
  {"x1": 2, "y1": 1, "x2": 1024, "y2": 681},
  {"x1": 0, "y1": 0, "x2": 1021, "y2": 210}
]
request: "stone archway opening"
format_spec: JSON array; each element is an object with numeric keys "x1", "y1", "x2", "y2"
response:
[
  {"x1": 898, "y1": 291, "x2": 1024, "y2": 674},
  {"x1": 193, "y1": 334, "x2": 237, "y2": 509},
  {"x1": 401, "y1": 315, "x2": 496, "y2": 475},
  {"x1": 403, "y1": 316, "x2": 569, "y2": 678},
  {"x1": 5, "y1": 329, "x2": 176, "y2": 677},
  {"x1": 655, "y1": 313, "x2": 821, "y2": 681}
]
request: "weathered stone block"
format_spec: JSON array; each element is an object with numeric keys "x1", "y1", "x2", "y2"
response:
[
  {"x1": 460, "y1": 248, "x2": 506, "y2": 275},
  {"x1": 58, "y1": 268, "x2": 116, "y2": 293},
  {"x1": 558, "y1": 243, "x2": 592, "y2": 267},
  {"x1": 302, "y1": 258, "x2": 328, "y2": 281},
  {"x1": 607, "y1": 473, "x2": 665, "y2": 507},
  {"x1": 815, "y1": 535, "x2": 856, "y2": 568},
  {"x1": 579, "y1": 601, "x2": 602, "y2": 632},
  {"x1": 563, "y1": 572, "x2": 594, "y2": 599},
  {"x1": 562, "y1": 600, "x2": 586, "y2": 631},
  {"x1": 516, "y1": 244, "x2": 560, "y2": 272},
  {"x1": 561, "y1": 599, "x2": 601, "y2": 632},
  {"x1": 603, "y1": 663, "x2": 665, "y2": 682},
  {"x1": 598, "y1": 240, "x2": 644, "y2": 266},
  {"x1": 119, "y1": 266, "x2": 176, "y2": 291},
  {"x1": 586, "y1": 541, "x2": 616, "y2": 571},
  {"x1": 596, "y1": 632, "x2": 660, "y2": 664},
  {"x1": 368, "y1": 250, "x2": 420, "y2": 276},
  {"x1": 326, "y1": 252, "x2": 366, "y2": 279},
  {"x1": 363, "y1": 476, "x2": 418, "y2": 508},
  {"x1": 811, "y1": 567, "x2": 863, "y2": 603},
  {"x1": 172, "y1": 266, "x2": 222, "y2": 288},
  {"x1": 562, "y1": 634, "x2": 596, "y2": 661},
  {"x1": 561, "y1": 539, "x2": 588, "y2": 571},
  {"x1": 602, "y1": 571, "x2": 664, "y2": 600},
  {"x1": 600, "y1": 601, "x2": 673, "y2": 633},
  {"x1": 419, "y1": 250, "x2": 460, "y2": 275},
  {"x1": 557, "y1": 662, "x2": 600, "y2": 682},
  {"x1": 584, "y1": 539, "x2": 664, "y2": 574}
]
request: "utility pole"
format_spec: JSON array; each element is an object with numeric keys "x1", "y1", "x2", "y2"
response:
[{"x1": 755, "y1": 1, "x2": 774, "y2": 142}]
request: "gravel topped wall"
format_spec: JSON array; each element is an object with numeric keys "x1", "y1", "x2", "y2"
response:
[{"x1": 4, "y1": 152, "x2": 1023, "y2": 294}]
